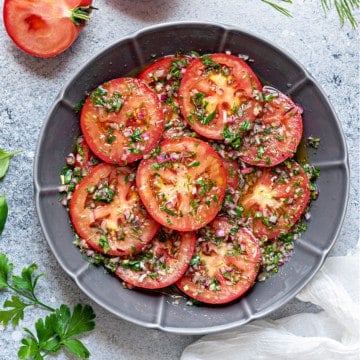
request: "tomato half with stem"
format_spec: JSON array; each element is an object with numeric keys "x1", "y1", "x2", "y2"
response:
[
  {"x1": 136, "y1": 137, "x2": 227, "y2": 231},
  {"x1": 239, "y1": 87, "x2": 303, "y2": 167},
  {"x1": 177, "y1": 216, "x2": 261, "y2": 304},
  {"x1": 69, "y1": 163, "x2": 160, "y2": 257},
  {"x1": 138, "y1": 55, "x2": 195, "y2": 139},
  {"x1": 115, "y1": 228, "x2": 196, "y2": 289},
  {"x1": 81, "y1": 77, "x2": 164, "y2": 165},
  {"x1": 3, "y1": 0, "x2": 93, "y2": 58},
  {"x1": 239, "y1": 160, "x2": 310, "y2": 240},
  {"x1": 179, "y1": 53, "x2": 263, "y2": 140}
]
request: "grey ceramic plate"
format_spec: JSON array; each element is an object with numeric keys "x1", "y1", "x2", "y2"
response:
[{"x1": 34, "y1": 22, "x2": 349, "y2": 334}]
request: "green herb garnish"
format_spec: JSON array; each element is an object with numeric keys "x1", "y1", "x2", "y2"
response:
[{"x1": 0, "y1": 254, "x2": 96, "y2": 359}]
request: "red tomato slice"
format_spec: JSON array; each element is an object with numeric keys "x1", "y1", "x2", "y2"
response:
[
  {"x1": 139, "y1": 55, "x2": 195, "y2": 139},
  {"x1": 115, "y1": 229, "x2": 196, "y2": 289},
  {"x1": 177, "y1": 216, "x2": 261, "y2": 304},
  {"x1": 80, "y1": 77, "x2": 164, "y2": 165},
  {"x1": 222, "y1": 158, "x2": 240, "y2": 189},
  {"x1": 239, "y1": 160, "x2": 310, "y2": 240},
  {"x1": 69, "y1": 163, "x2": 160, "y2": 256},
  {"x1": 73, "y1": 136, "x2": 99, "y2": 177},
  {"x1": 3, "y1": 0, "x2": 93, "y2": 58},
  {"x1": 179, "y1": 53, "x2": 263, "y2": 140},
  {"x1": 239, "y1": 87, "x2": 303, "y2": 167},
  {"x1": 136, "y1": 137, "x2": 227, "y2": 231}
]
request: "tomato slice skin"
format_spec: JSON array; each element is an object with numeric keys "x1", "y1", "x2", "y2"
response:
[
  {"x1": 115, "y1": 229, "x2": 196, "y2": 289},
  {"x1": 222, "y1": 158, "x2": 240, "y2": 189},
  {"x1": 80, "y1": 77, "x2": 164, "y2": 165},
  {"x1": 3, "y1": 0, "x2": 92, "y2": 58},
  {"x1": 239, "y1": 87, "x2": 303, "y2": 167},
  {"x1": 239, "y1": 160, "x2": 310, "y2": 240},
  {"x1": 72, "y1": 136, "x2": 99, "y2": 177},
  {"x1": 69, "y1": 163, "x2": 160, "y2": 257},
  {"x1": 177, "y1": 217, "x2": 261, "y2": 304},
  {"x1": 139, "y1": 55, "x2": 195, "y2": 139},
  {"x1": 179, "y1": 53, "x2": 262, "y2": 140},
  {"x1": 136, "y1": 137, "x2": 227, "y2": 231}
]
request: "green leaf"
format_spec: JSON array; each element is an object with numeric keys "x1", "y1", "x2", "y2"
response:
[
  {"x1": 19, "y1": 314, "x2": 61, "y2": 359},
  {"x1": 18, "y1": 336, "x2": 41, "y2": 360},
  {"x1": 33, "y1": 315, "x2": 61, "y2": 353},
  {"x1": 54, "y1": 304, "x2": 95, "y2": 338},
  {"x1": 53, "y1": 304, "x2": 71, "y2": 338},
  {"x1": 12, "y1": 263, "x2": 42, "y2": 293},
  {"x1": 0, "y1": 254, "x2": 96, "y2": 359},
  {"x1": 0, "y1": 295, "x2": 28, "y2": 326},
  {"x1": 34, "y1": 314, "x2": 56, "y2": 344},
  {"x1": 63, "y1": 339, "x2": 91, "y2": 359},
  {"x1": 66, "y1": 304, "x2": 96, "y2": 337},
  {"x1": 0, "y1": 253, "x2": 13, "y2": 289},
  {"x1": 18, "y1": 305, "x2": 95, "y2": 359},
  {"x1": 0, "y1": 195, "x2": 8, "y2": 235},
  {"x1": 0, "y1": 148, "x2": 21, "y2": 179}
]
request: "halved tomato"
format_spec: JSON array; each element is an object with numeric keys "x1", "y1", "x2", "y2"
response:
[
  {"x1": 138, "y1": 55, "x2": 195, "y2": 139},
  {"x1": 136, "y1": 137, "x2": 227, "y2": 231},
  {"x1": 239, "y1": 87, "x2": 303, "y2": 167},
  {"x1": 3, "y1": 0, "x2": 93, "y2": 58},
  {"x1": 177, "y1": 216, "x2": 261, "y2": 304},
  {"x1": 80, "y1": 77, "x2": 164, "y2": 165},
  {"x1": 69, "y1": 163, "x2": 160, "y2": 256},
  {"x1": 239, "y1": 160, "x2": 310, "y2": 240},
  {"x1": 115, "y1": 229, "x2": 196, "y2": 289},
  {"x1": 179, "y1": 53, "x2": 263, "y2": 140}
]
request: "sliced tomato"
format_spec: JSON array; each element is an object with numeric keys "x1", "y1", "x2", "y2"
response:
[
  {"x1": 69, "y1": 163, "x2": 160, "y2": 256},
  {"x1": 136, "y1": 137, "x2": 227, "y2": 231},
  {"x1": 179, "y1": 53, "x2": 263, "y2": 140},
  {"x1": 222, "y1": 158, "x2": 240, "y2": 189},
  {"x1": 80, "y1": 77, "x2": 164, "y2": 165},
  {"x1": 239, "y1": 87, "x2": 303, "y2": 167},
  {"x1": 72, "y1": 136, "x2": 99, "y2": 177},
  {"x1": 177, "y1": 216, "x2": 261, "y2": 304},
  {"x1": 239, "y1": 160, "x2": 310, "y2": 240},
  {"x1": 139, "y1": 55, "x2": 195, "y2": 139},
  {"x1": 3, "y1": 0, "x2": 93, "y2": 58},
  {"x1": 115, "y1": 229, "x2": 196, "y2": 289}
]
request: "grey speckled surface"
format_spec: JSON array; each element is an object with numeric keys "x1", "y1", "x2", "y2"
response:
[{"x1": 0, "y1": 1, "x2": 359, "y2": 359}]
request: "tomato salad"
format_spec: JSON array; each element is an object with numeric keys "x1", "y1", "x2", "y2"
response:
[{"x1": 59, "y1": 52, "x2": 319, "y2": 305}]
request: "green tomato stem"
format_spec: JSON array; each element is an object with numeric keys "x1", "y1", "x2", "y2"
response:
[{"x1": 71, "y1": 6, "x2": 96, "y2": 26}]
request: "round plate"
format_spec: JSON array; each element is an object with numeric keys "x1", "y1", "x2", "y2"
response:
[{"x1": 34, "y1": 22, "x2": 349, "y2": 334}]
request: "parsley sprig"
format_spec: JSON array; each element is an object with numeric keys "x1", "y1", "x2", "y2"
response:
[{"x1": 0, "y1": 254, "x2": 96, "y2": 359}]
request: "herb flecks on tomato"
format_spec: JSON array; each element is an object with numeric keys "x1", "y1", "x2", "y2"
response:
[
  {"x1": 240, "y1": 87, "x2": 303, "y2": 167},
  {"x1": 60, "y1": 52, "x2": 318, "y2": 305},
  {"x1": 239, "y1": 160, "x2": 311, "y2": 240},
  {"x1": 139, "y1": 55, "x2": 196, "y2": 139},
  {"x1": 81, "y1": 77, "x2": 164, "y2": 165},
  {"x1": 179, "y1": 53, "x2": 263, "y2": 140},
  {"x1": 3, "y1": 0, "x2": 94, "y2": 58},
  {"x1": 136, "y1": 137, "x2": 227, "y2": 231},
  {"x1": 177, "y1": 217, "x2": 261, "y2": 304},
  {"x1": 115, "y1": 229, "x2": 196, "y2": 289},
  {"x1": 69, "y1": 163, "x2": 160, "y2": 256}
]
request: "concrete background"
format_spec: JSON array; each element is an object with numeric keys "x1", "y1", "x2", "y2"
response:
[{"x1": 0, "y1": 0, "x2": 359, "y2": 359}]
